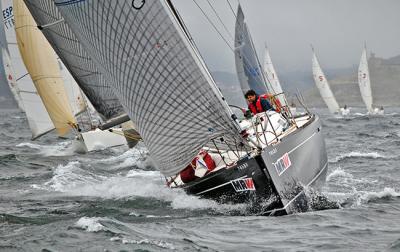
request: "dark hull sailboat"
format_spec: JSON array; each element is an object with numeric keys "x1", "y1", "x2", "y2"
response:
[
  {"x1": 182, "y1": 114, "x2": 327, "y2": 215},
  {"x1": 51, "y1": 0, "x2": 328, "y2": 215}
]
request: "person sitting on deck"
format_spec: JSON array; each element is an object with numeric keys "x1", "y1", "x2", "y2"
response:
[
  {"x1": 179, "y1": 150, "x2": 217, "y2": 184},
  {"x1": 244, "y1": 89, "x2": 275, "y2": 115}
]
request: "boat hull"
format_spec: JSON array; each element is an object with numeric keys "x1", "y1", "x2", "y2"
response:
[
  {"x1": 73, "y1": 128, "x2": 128, "y2": 153},
  {"x1": 182, "y1": 115, "x2": 327, "y2": 215}
]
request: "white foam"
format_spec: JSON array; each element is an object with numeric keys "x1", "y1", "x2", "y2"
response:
[
  {"x1": 16, "y1": 141, "x2": 75, "y2": 157},
  {"x1": 326, "y1": 167, "x2": 352, "y2": 182},
  {"x1": 359, "y1": 187, "x2": 400, "y2": 203},
  {"x1": 332, "y1": 151, "x2": 386, "y2": 163},
  {"x1": 120, "y1": 238, "x2": 175, "y2": 249},
  {"x1": 75, "y1": 217, "x2": 106, "y2": 232}
]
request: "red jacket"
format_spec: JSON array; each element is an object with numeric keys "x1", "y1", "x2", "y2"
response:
[{"x1": 248, "y1": 94, "x2": 282, "y2": 115}]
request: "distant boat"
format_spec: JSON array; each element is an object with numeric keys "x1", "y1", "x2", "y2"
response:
[
  {"x1": 312, "y1": 47, "x2": 349, "y2": 115},
  {"x1": 358, "y1": 44, "x2": 380, "y2": 114}
]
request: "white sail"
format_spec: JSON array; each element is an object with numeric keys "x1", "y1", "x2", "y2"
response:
[
  {"x1": 263, "y1": 46, "x2": 286, "y2": 106},
  {"x1": 2, "y1": 0, "x2": 54, "y2": 139},
  {"x1": 53, "y1": 0, "x2": 246, "y2": 176},
  {"x1": 312, "y1": 49, "x2": 340, "y2": 114},
  {"x1": 358, "y1": 46, "x2": 373, "y2": 113},
  {"x1": 234, "y1": 4, "x2": 268, "y2": 95}
]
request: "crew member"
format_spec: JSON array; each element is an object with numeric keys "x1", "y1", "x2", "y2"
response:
[{"x1": 244, "y1": 90, "x2": 274, "y2": 115}]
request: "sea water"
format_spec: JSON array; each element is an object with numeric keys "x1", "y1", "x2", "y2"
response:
[{"x1": 0, "y1": 108, "x2": 400, "y2": 251}]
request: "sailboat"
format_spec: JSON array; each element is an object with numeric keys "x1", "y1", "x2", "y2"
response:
[
  {"x1": 312, "y1": 47, "x2": 349, "y2": 116},
  {"x1": 358, "y1": 44, "x2": 381, "y2": 115},
  {"x1": 53, "y1": 0, "x2": 328, "y2": 215},
  {"x1": 2, "y1": 0, "x2": 55, "y2": 139},
  {"x1": 22, "y1": 0, "x2": 141, "y2": 151}
]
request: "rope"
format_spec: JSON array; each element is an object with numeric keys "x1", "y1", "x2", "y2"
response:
[
  {"x1": 205, "y1": 0, "x2": 233, "y2": 40},
  {"x1": 108, "y1": 128, "x2": 142, "y2": 141}
]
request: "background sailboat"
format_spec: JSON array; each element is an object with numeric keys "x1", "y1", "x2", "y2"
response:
[
  {"x1": 311, "y1": 47, "x2": 343, "y2": 115},
  {"x1": 262, "y1": 45, "x2": 287, "y2": 107},
  {"x1": 14, "y1": 0, "x2": 77, "y2": 137},
  {"x1": 2, "y1": 0, "x2": 55, "y2": 139},
  {"x1": 358, "y1": 44, "x2": 377, "y2": 114}
]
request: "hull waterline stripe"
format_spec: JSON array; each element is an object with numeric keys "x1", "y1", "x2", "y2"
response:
[
  {"x1": 195, "y1": 175, "x2": 248, "y2": 195},
  {"x1": 287, "y1": 132, "x2": 317, "y2": 155}
]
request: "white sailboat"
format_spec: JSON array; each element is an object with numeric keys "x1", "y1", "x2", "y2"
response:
[
  {"x1": 311, "y1": 47, "x2": 349, "y2": 115},
  {"x1": 358, "y1": 45, "x2": 380, "y2": 114},
  {"x1": 2, "y1": 0, "x2": 55, "y2": 139}
]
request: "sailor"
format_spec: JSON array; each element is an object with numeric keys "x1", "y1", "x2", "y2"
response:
[{"x1": 244, "y1": 89, "x2": 275, "y2": 115}]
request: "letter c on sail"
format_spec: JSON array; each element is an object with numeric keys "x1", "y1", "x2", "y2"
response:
[{"x1": 132, "y1": 0, "x2": 145, "y2": 10}]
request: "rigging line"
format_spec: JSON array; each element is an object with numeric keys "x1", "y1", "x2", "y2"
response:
[
  {"x1": 226, "y1": 0, "x2": 236, "y2": 18},
  {"x1": 192, "y1": 0, "x2": 234, "y2": 52},
  {"x1": 192, "y1": 0, "x2": 264, "y2": 87},
  {"x1": 205, "y1": 0, "x2": 233, "y2": 40}
]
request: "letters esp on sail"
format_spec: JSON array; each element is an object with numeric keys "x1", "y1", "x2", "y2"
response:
[
  {"x1": 311, "y1": 48, "x2": 340, "y2": 114},
  {"x1": 53, "y1": 0, "x2": 247, "y2": 176},
  {"x1": 23, "y1": 0, "x2": 126, "y2": 121}
]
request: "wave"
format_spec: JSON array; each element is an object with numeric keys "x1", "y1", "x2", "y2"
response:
[
  {"x1": 330, "y1": 151, "x2": 387, "y2": 163},
  {"x1": 34, "y1": 162, "x2": 245, "y2": 213},
  {"x1": 75, "y1": 217, "x2": 175, "y2": 249},
  {"x1": 16, "y1": 141, "x2": 75, "y2": 157},
  {"x1": 358, "y1": 187, "x2": 400, "y2": 203}
]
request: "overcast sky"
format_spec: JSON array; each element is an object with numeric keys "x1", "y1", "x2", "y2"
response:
[{"x1": 174, "y1": 0, "x2": 400, "y2": 73}]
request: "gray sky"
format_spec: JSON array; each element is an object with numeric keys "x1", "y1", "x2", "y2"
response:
[{"x1": 174, "y1": 0, "x2": 400, "y2": 73}]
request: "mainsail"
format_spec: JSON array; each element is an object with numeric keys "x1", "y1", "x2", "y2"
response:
[
  {"x1": 358, "y1": 46, "x2": 373, "y2": 113},
  {"x1": 23, "y1": 0, "x2": 126, "y2": 121},
  {"x1": 234, "y1": 4, "x2": 268, "y2": 96},
  {"x1": 53, "y1": 0, "x2": 245, "y2": 176},
  {"x1": 312, "y1": 48, "x2": 340, "y2": 114},
  {"x1": 14, "y1": 0, "x2": 76, "y2": 137},
  {"x1": 2, "y1": 0, "x2": 54, "y2": 139},
  {"x1": 262, "y1": 45, "x2": 287, "y2": 106}
]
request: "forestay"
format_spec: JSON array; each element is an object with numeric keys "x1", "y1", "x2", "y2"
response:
[
  {"x1": 358, "y1": 46, "x2": 373, "y2": 113},
  {"x1": 14, "y1": 0, "x2": 76, "y2": 137},
  {"x1": 234, "y1": 4, "x2": 268, "y2": 96},
  {"x1": 23, "y1": 0, "x2": 126, "y2": 120},
  {"x1": 53, "y1": 0, "x2": 246, "y2": 176},
  {"x1": 2, "y1": 0, "x2": 54, "y2": 139},
  {"x1": 312, "y1": 49, "x2": 340, "y2": 114},
  {"x1": 263, "y1": 46, "x2": 287, "y2": 106}
]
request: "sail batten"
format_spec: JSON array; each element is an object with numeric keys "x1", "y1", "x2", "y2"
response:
[
  {"x1": 53, "y1": 0, "x2": 245, "y2": 176},
  {"x1": 358, "y1": 46, "x2": 373, "y2": 113},
  {"x1": 312, "y1": 49, "x2": 340, "y2": 114}
]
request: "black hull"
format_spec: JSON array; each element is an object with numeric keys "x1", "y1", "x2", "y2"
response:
[{"x1": 181, "y1": 115, "x2": 328, "y2": 215}]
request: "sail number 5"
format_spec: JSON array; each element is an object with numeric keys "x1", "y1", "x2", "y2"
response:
[{"x1": 132, "y1": 0, "x2": 145, "y2": 10}]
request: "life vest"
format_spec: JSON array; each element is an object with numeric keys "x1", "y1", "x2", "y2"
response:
[
  {"x1": 180, "y1": 151, "x2": 216, "y2": 183},
  {"x1": 248, "y1": 94, "x2": 282, "y2": 115}
]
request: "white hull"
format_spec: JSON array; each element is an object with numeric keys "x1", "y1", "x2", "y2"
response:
[
  {"x1": 74, "y1": 128, "x2": 127, "y2": 152},
  {"x1": 340, "y1": 108, "x2": 351, "y2": 116}
]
